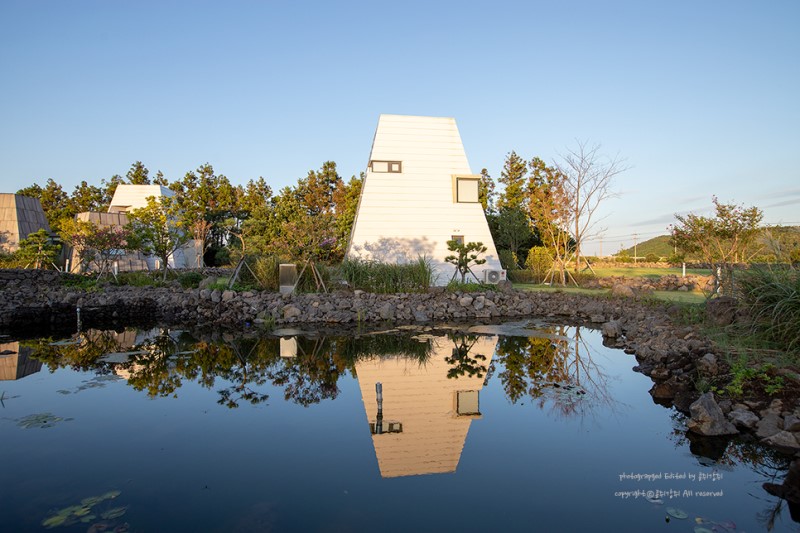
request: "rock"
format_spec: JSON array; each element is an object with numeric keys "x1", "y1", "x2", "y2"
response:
[
  {"x1": 601, "y1": 320, "x2": 622, "y2": 339},
  {"x1": 756, "y1": 412, "x2": 784, "y2": 439},
  {"x1": 729, "y1": 408, "x2": 760, "y2": 429},
  {"x1": 379, "y1": 303, "x2": 395, "y2": 320},
  {"x1": 696, "y1": 353, "x2": 718, "y2": 376},
  {"x1": 413, "y1": 310, "x2": 429, "y2": 322},
  {"x1": 210, "y1": 290, "x2": 222, "y2": 303},
  {"x1": 611, "y1": 284, "x2": 635, "y2": 298},
  {"x1": 459, "y1": 296, "x2": 474, "y2": 307},
  {"x1": 785, "y1": 415, "x2": 800, "y2": 432},
  {"x1": 650, "y1": 367, "x2": 670, "y2": 381},
  {"x1": 705, "y1": 296, "x2": 738, "y2": 326},
  {"x1": 473, "y1": 295, "x2": 485, "y2": 310},
  {"x1": 283, "y1": 305, "x2": 302, "y2": 319},
  {"x1": 222, "y1": 290, "x2": 236, "y2": 302},
  {"x1": 763, "y1": 431, "x2": 800, "y2": 451},
  {"x1": 687, "y1": 393, "x2": 739, "y2": 436}
]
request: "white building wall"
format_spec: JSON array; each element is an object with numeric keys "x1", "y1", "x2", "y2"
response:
[
  {"x1": 108, "y1": 184, "x2": 173, "y2": 213},
  {"x1": 346, "y1": 115, "x2": 501, "y2": 285}
]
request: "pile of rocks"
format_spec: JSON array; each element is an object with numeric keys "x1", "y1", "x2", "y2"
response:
[{"x1": 584, "y1": 274, "x2": 714, "y2": 293}]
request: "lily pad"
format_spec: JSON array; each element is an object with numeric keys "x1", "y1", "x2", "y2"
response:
[
  {"x1": 16, "y1": 413, "x2": 72, "y2": 429},
  {"x1": 41, "y1": 514, "x2": 67, "y2": 528},
  {"x1": 101, "y1": 506, "x2": 127, "y2": 519},
  {"x1": 666, "y1": 507, "x2": 688, "y2": 519},
  {"x1": 101, "y1": 490, "x2": 121, "y2": 500},
  {"x1": 81, "y1": 496, "x2": 102, "y2": 506},
  {"x1": 694, "y1": 528, "x2": 714, "y2": 533}
]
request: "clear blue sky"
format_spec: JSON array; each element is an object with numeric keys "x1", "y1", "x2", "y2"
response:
[{"x1": 2, "y1": 0, "x2": 798, "y2": 255}]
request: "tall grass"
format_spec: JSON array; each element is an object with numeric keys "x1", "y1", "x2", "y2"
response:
[
  {"x1": 738, "y1": 266, "x2": 800, "y2": 352},
  {"x1": 340, "y1": 257, "x2": 434, "y2": 293}
]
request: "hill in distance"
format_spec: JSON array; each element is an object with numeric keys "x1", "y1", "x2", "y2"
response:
[{"x1": 615, "y1": 226, "x2": 800, "y2": 260}]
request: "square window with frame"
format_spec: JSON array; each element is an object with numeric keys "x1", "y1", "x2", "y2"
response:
[
  {"x1": 370, "y1": 160, "x2": 402, "y2": 173},
  {"x1": 451, "y1": 235, "x2": 465, "y2": 245},
  {"x1": 454, "y1": 177, "x2": 480, "y2": 203}
]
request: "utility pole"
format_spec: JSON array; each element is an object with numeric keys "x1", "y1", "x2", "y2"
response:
[{"x1": 633, "y1": 233, "x2": 638, "y2": 263}]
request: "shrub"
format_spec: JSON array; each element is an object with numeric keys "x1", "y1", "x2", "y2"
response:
[
  {"x1": 507, "y1": 269, "x2": 537, "y2": 283},
  {"x1": 667, "y1": 253, "x2": 685, "y2": 266},
  {"x1": 115, "y1": 271, "x2": 157, "y2": 287},
  {"x1": 738, "y1": 266, "x2": 800, "y2": 352},
  {"x1": 498, "y1": 249, "x2": 518, "y2": 270},
  {"x1": 178, "y1": 271, "x2": 204, "y2": 289},
  {"x1": 525, "y1": 247, "x2": 553, "y2": 282},
  {"x1": 645, "y1": 253, "x2": 660, "y2": 263},
  {"x1": 615, "y1": 252, "x2": 633, "y2": 263}
]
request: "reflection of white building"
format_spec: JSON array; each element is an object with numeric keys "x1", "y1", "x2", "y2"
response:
[
  {"x1": 0, "y1": 342, "x2": 42, "y2": 381},
  {"x1": 346, "y1": 115, "x2": 502, "y2": 285},
  {"x1": 355, "y1": 335, "x2": 497, "y2": 478}
]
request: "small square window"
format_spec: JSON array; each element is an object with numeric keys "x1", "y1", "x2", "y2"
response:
[
  {"x1": 451, "y1": 235, "x2": 464, "y2": 245},
  {"x1": 456, "y1": 178, "x2": 479, "y2": 203}
]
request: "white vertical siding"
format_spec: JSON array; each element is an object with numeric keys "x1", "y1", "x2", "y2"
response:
[{"x1": 346, "y1": 115, "x2": 501, "y2": 284}]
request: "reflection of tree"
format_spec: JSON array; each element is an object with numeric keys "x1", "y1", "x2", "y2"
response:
[
  {"x1": 494, "y1": 325, "x2": 614, "y2": 419},
  {"x1": 26, "y1": 328, "x2": 434, "y2": 409},
  {"x1": 445, "y1": 333, "x2": 488, "y2": 379},
  {"x1": 266, "y1": 338, "x2": 347, "y2": 407},
  {"x1": 25, "y1": 329, "x2": 127, "y2": 373}
]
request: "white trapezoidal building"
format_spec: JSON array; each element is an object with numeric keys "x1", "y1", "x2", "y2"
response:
[{"x1": 346, "y1": 114, "x2": 502, "y2": 285}]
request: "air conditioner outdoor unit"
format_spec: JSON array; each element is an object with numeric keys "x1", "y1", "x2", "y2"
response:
[{"x1": 483, "y1": 269, "x2": 507, "y2": 284}]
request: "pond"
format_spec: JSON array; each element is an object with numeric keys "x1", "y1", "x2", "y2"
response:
[{"x1": 0, "y1": 321, "x2": 797, "y2": 532}]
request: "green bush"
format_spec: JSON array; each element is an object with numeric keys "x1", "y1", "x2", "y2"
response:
[
  {"x1": 644, "y1": 253, "x2": 660, "y2": 263},
  {"x1": 340, "y1": 257, "x2": 434, "y2": 293},
  {"x1": 115, "y1": 271, "x2": 157, "y2": 287},
  {"x1": 615, "y1": 252, "x2": 633, "y2": 263},
  {"x1": 498, "y1": 249, "x2": 518, "y2": 270},
  {"x1": 738, "y1": 266, "x2": 800, "y2": 352},
  {"x1": 177, "y1": 271, "x2": 204, "y2": 289},
  {"x1": 667, "y1": 253, "x2": 685, "y2": 266},
  {"x1": 525, "y1": 247, "x2": 553, "y2": 282},
  {"x1": 507, "y1": 269, "x2": 537, "y2": 283}
]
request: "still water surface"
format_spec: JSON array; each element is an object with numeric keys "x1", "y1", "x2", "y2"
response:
[{"x1": 0, "y1": 321, "x2": 797, "y2": 532}]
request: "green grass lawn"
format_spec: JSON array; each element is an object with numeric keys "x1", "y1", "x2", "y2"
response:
[
  {"x1": 513, "y1": 283, "x2": 707, "y2": 304},
  {"x1": 589, "y1": 266, "x2": 711, "y2": 279}
]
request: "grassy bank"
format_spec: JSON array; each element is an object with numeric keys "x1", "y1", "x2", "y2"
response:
[{"x1": 513, "y1": 282, "x2": 706, "y2": 304}]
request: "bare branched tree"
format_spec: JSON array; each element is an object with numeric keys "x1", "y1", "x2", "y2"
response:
[{"x1": 556, "y1": 140, "x2": 628, "y2": 271}]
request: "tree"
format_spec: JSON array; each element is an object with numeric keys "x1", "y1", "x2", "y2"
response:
[
  {"x1": 127, "y1": 196, "x2": 190, "y2": 280},
  {"x1": 17, "y1": 178, "x2": 73, "y2": 234},
  {"x1": 17, "y1": 229, "x2": 59, "y2": 269},
  {"x1": 495, "y1": 207, "x2": 533, "y2": 267},
  {"x1": 669, "y1": 197, "x2": 763, "y2": 296},
  {"x1": 554, "y1": 141, "x2": 626, "y2": 271},
  {"x1": 478, "y1": 168, "x2": 497, "y2": 216},
  {"x1": 61, "y1": 218, "x2": 135, "y2": 278},
  {"x1": 445, "y1": 240, "x2": 487, "y2": 283},
  {"x1": 70, "y1": 181, "x2": 108, "y2": 213},
  {"x1": 497, "y1": 151, "x2": 528, "y2": 211},
  {"x1": 527, "y1": 157, "x2": 574, "y2": 284},
  {"x1": 126, "y1": 161, "x2": 151, "y2": 184}
]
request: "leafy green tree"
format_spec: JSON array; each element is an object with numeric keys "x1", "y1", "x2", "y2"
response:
[
  {"x1": 17, "y1": 178, "x2": 73, "y2": 234},
  {"x1": 332, "y1": 173, "x2": 364, "y2": 254},
  {"x1": 495, "y1": 207, "x2": 533, "y2": 266},
  {"x1": 669, "y1": 197, "x2": 763, "y2": 295},
  {"x1": 127, "y1": 196, "x2": 190, "y2": 280},
  {"x1": 70, "y1": 180, "x2": 108, "y2": 213},
  {"x1": 497, "y1": 151, "x2": 528, "y2": 211},
  {"x1": 126, "y1": 161, "x2": 151, "y2": 185},
  {"x1": 479, "y1": 168, "x2": 497, "y2": 216},
  {"x1": 61, "y1": 218, "x2": 135, "y2": 278},
  {"x1": 445, "y1": 240, "x2": 487, "y2": 283},
  {"x1": 17, "y1": 229, "x2": 59, "y2": 269}
]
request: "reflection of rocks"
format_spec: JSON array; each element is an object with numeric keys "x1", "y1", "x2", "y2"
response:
[
  {"x1": 687, "y1": 393, "x2": 738, "y2": 436},
  {"x1": 686, "y1": 432, "x2": 731, "y2": 463},
  {"x1": 764, "y1": 459, "x2": 800, "y2": 522}
]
